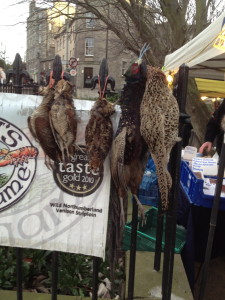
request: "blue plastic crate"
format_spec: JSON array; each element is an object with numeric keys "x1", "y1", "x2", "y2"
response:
[
  {"x1": 180, "y1": 160, "x2": 225, "y2": 210},
  {"x1": 138, "y1": 158, "x2": 159, "y2": 206}
]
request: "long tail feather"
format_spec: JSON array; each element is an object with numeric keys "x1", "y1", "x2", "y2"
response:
[{"x1": 151, "y1": 153, "x2": 171, "y2": 211}]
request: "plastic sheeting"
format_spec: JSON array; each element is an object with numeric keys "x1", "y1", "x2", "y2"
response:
[{"x1": 164, "y1": 12, "x2": 225, "y2": 80}]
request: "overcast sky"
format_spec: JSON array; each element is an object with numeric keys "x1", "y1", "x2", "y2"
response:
[{"x1": 0, "y1": 1, "x2": 30, "y2": 64}]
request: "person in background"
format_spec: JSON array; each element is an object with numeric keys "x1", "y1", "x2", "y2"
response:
[
  {"x1": 182, "y1": 117, "x2": 193, "y2": 148},
  {"x1": 199, "y1": 98, "x2": 225, "y2": 156},
  {"x1": 0, "y1": 67, "x2": 6, "y2": 84}
]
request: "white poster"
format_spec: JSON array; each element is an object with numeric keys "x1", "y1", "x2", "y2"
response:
[{"x1": 0, "y1": 93, "x2": 118, "y2": 259}]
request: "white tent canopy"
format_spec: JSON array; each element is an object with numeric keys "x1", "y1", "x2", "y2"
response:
[{"x1": 164, "y1": 12, "x2": 225, "y2": 81}]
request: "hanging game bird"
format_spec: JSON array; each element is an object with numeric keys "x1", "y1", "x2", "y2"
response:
[
  {"x1": 27, "y1": 85, "x2": 62, "y2": 168},
  {"x1": 140, "y1": 66, "x2": 180, "y2": 211},
  {"x1": 85, "y1": 58, "x2": 115, "y2": 172},
  {"x1": 85, "y1": 98, "x2": 115, "y2": 172},
  {"x1": 111, "y1": 46, "x2": 150, "y2": 225},
  {"x1": 49, "y1": 79, "x2": 78, "y2": 162}
]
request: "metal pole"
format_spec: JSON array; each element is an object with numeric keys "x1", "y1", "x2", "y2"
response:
[
  {"x1": 51, "y1": 251, "x2": 58, "y2": 300},
  {"x1": 162, "y1": 136, "x2": 183, "y2": 300},
  {"x1": 198, "y1": 136, "x2": 225, "y2": 300},
  {"x1": 66, "y1": 5, "x2": 70, "y2": 70},
  {"x1": 13, "y1": 53, "x2": 23, "y2": 94},
  {"x1": 161, "y1": 64, "x2": 189, "y2": 300},
  {"x1": 92, "y1": 256, "x2": 100, "y2": 300},
  {"x1": 153, "y1": 200, "x2": 164, "y2": 271},
  {"x1": 16, "y1": 247, "x2": 23, "y2": 300},
  {"x1": 37, "y1": 52, "x2": 41, "y2": 85},
  {"x1": 127, "y1": 197, "x2": 138, "y2": 300},
  {"x1": 105, "y1": 4, "x2": 109, "y2": 59}
]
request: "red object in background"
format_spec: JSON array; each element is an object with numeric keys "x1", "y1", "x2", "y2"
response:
[{"x1": 69, "y1": 57, "x2": 78, "y2": 69}]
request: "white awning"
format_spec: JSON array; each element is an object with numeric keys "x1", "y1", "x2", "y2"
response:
[{"x1": 164, "y1": 12, "x2": 225, "y2": 80}]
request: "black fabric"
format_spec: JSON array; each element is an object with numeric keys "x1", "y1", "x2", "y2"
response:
[
  {"x1": 204, "y1": 98, "x2": 225, "y2": 155},
  {"x1": 182, "y1": 118, "x2": 193, "y2": 148},
  {"x1": 178, "y1": 187, "x2": 225, "y2": 292}
]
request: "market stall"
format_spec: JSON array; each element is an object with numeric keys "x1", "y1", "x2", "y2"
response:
[
  {"x1": 195, "y1": 78, "x2": 225, "y2": 98},
  {"x1": 164, "y1": 12, "x2": 225, "y2": 81},
  {"x1": 164, "y1": 11, "x2": 225, "y2": 299}
]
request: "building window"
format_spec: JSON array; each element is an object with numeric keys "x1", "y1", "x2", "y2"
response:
[
  {"x1": 63, "y1": 36, "x2": 65, "y2": 49},
  {"x1": 86, "y1": 12, "x2": 95, "y2": 28},
  {"x1": 85, "y1": 38, "x2": 94, "y2": 56},
  {"x1": 122, "y1": 61, "x2": 128, "y2": 75}
]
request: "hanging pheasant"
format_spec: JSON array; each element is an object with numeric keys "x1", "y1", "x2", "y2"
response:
[
  {"x1": 27, "y1": 85, "x2": 62, "y2": 168},
  {"x1": 85, "y1": 99, "x2": 115, "y2": 172},
  {"x1": 140, "y1": 66, "x2": 180, "y2": 211},
  {"x1": 85, "y1": 58, "x2": 115, "y2": 172},
  {"x1": 111, "y1": 44, "x2": 150, "y2": 225},
  {"x1": 49, "y1": 79, "x2": 78, "y2": 162}
]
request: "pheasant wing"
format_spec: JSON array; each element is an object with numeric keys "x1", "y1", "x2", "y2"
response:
[
  {"x1": 65, "y1": 103, "x2": 77, "y2": 141},
  {"x1": 35, "y1": 116, "x2": 62, "y2": 162},
  {"x1": 27, "y1": 116, "x2": 38, "y2": 141},
  {"x1": 111, "y1": 127, "x2": 128, "y2": 192}
]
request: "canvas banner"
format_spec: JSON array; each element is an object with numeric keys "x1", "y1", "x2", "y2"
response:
[{"x1": 0, "y1": 93, "x2": 119, "y2": 259}]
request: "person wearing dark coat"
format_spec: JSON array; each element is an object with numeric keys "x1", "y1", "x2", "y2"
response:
[{"x1": 199, "y1": 98, "x2": 225, "y2": 156}]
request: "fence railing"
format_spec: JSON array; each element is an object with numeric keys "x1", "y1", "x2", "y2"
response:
[
  {"x1": 0, "y1": 83, "x2": 39, "y2": 95},
  {"x1": 0, "y1": 53, "x2": 190, "y2": 300}
]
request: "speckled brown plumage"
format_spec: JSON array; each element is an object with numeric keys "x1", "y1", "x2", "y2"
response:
[
  {"x1": 27, "y1": 85, "x2": 62, "y2": 167},
  {"x1": 140, "y1": 66, "x2": 180, "y2": 211},
  {"x1": 49, "y1": 79, "x2": 77, "y2": 162},
  {"x1": 85, "y1": 98, "x2": 115, "y2": 172}
]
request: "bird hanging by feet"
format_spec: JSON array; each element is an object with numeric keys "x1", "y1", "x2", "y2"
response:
[
  {"x1": 111, "y1": 44, "x2": 150, "y2": 226},
  {"x1": 49, "y1": 79, "x2": 78, "y2": 163},
  {"x1": 27, "y1": 85, "x2": 62, "y2": 168},
  {"x1": 85, "y1": 98, "x2": 115, "y2": 172},
  {"x1": 140, "y1": 66, "x2": 180, "y2": 211},
  {"x1": 85, "y1": 58, "x2": 115, "y2": 173}
]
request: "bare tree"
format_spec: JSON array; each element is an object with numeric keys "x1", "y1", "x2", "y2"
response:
[
  {"x1": 22, "y1": 0, "x2": 225, "y2": 65},
  {"x1": 21, "y1": 0, "x2": 225, "y2": 143}
]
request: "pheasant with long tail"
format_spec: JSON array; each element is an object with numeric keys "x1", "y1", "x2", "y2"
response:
[
  {"x1": 111, "y1": 44, "x2": 150, "y2": 226},
  {"x1": 140, "y1": 66, "x2": 180, "y2": 211}
]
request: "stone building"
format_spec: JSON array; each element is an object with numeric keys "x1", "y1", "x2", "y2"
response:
[
  {"x1": 26, "y1": 1, "x2": 135, "y2": 98},
  {"x1": 26, "y1": 0, "x2": 75, "y2": 83},
  {"x1": 54, "y1": 8, "x2": 135, "y2": 99}
]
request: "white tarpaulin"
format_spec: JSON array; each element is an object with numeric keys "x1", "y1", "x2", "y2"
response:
[
  {"x1": 164, "y1": 12, "x2": 225, "y2": 80},
  {"x1": 0, "y1": 93, "x2": 120, "y2": 259}
]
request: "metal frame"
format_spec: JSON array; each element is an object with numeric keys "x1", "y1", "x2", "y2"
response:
[{"x1": 1, "y1": 54, "x2": 190, "y2": 300}]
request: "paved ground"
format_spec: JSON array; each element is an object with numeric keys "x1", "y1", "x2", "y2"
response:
[
  {"x1": 194, "y1": 256, "x2": 225, "y2": 300},
  {"x1": 125, "y1": 251, "x2": 193, "y2": 300},
  {"x1": 126, "y1": 203, "x2": 193, "y2": 300}
]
